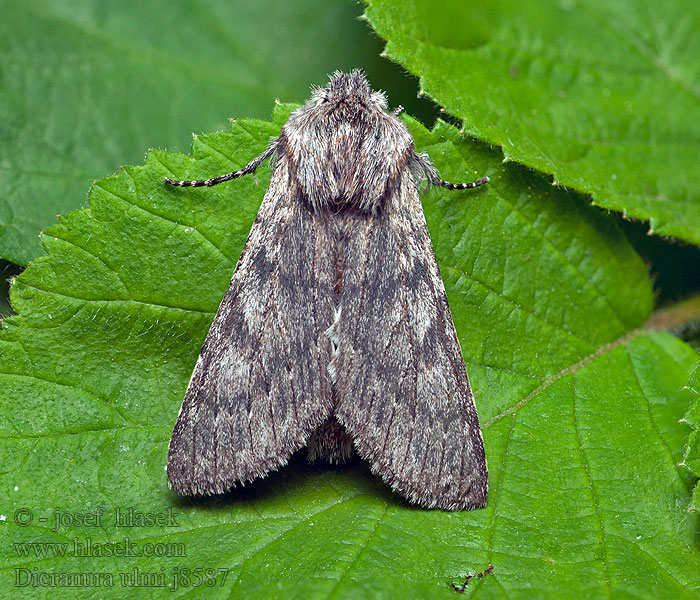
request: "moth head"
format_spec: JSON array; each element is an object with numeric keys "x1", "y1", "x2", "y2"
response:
[
  {"x1": 311, "y1": 70, "x2": 388, "y2": 111},
  {"x1": 284, "y1": 70, "x2": 413, "y2": 214}
]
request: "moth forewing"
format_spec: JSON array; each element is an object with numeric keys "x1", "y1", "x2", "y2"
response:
[
  {"x1": 333, "y1": 174, "x2": 487, "y2": 510},
  {"x1": 167, "y1": 158, "x2": 337, "y2": 495}
]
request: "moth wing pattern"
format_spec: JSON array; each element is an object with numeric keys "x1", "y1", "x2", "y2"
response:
[
  {"x1": 167, "y1": 160, "x2": 337, "y2": 495},
  {"x1": 334, "y1": 172, "x2": 488, "y2": 510}
]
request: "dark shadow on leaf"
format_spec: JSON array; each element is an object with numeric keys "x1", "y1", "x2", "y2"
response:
[{"x1": 166, "y1": 449, "x2": 395, "y2": 510}]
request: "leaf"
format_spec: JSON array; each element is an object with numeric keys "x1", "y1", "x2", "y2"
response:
[
  {"x1": 682, "y1": 363, "x2": 700, "y2": 512},
  {"x1": 1, "y1": 105, "x2": 699, "y2": 598},
  {"x1": 0, "y1": 0, "x2": 383, "y2": 265},
  {"x1": 364, "y1": 0, "x2": 700, "y2": 245}
]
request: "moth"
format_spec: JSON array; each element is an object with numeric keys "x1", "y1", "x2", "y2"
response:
[{"x1": 165, "y1": 71, "x2": 489, "y2": 510}]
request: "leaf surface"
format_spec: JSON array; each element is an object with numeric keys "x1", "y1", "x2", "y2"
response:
[
  {"x1": 365, "y1": 0, "x2": 700, "y2": 244},
  {"x1": 683, "y1": 364, "x2": 700, "y2": 512},
  {"x1": 0, "y1": 106, "x2": 698, "y2": 598}
]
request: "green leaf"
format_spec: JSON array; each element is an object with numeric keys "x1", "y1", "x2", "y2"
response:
[
  {"x1": 0, "y1": 0, "x2": 383, "y2": 265},
  {"x1": 682, "y1": 363, "x2": 700, "y2": 512},
  {"x1": 1, "y1": 106, "x2": 698, "y2": 598},
  {"x1": 364, "y1": 0, "x2": 700, "y2": 244}
]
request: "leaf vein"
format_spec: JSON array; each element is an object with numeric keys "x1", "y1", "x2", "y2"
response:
[{"x1": 572, "y1": 373, "x2": 612, "y2": 596}]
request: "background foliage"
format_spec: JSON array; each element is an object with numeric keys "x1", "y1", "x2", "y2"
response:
[
  {"x1": 0, "y1": 0, "x2": 431, "y2": 266},
  {"x1": 0, "y1": 0, "x2": 699, "y2": 598},
  {"x1": 366, "y1": 0, "x2": 700, "y2": 244}
]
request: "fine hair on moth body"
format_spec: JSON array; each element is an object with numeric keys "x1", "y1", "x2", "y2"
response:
[{"x1": 165, "y1": 70, "x2": 489, "y2": 510}]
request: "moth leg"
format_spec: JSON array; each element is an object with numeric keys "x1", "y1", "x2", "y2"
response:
[
  {"x1": 164, "y1": 140, "x2": 278, "y2": 188},
  {"x1": 412, "y1": 151, "x2": 489, "y2": 190}
]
